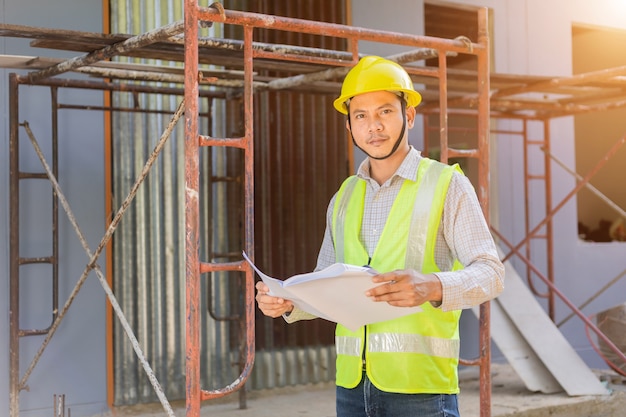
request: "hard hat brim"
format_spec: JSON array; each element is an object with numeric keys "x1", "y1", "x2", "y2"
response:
[{"x1": 333, "y1": 88, "x2": 422, "y2": 114}]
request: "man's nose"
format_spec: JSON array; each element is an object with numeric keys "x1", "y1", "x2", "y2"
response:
[{"x1": 368, "y1": 117, "x2": 383, "y2": 132}]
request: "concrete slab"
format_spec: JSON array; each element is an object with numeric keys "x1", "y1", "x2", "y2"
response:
[
  {"x1": 103, "y1": 364, "x2": 626, "y2": 417},
  {"x1": 491, "y1": 259, "x2": 609, "y2": 396}
]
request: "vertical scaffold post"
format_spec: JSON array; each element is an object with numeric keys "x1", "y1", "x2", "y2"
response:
[
  {"x1": 184, "y1": 1, "x2": 201, "y2": 417},
  {"x1": 476, "y1": 7, "x2": 492, "y2": 417},
  {"x1": 9, "y1": 72, "x2": 20, "y2": 417}
]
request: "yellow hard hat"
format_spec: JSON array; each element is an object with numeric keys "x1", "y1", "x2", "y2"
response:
[{"x1": 333, "y1": 56, "x2": 422, "y2": 114}]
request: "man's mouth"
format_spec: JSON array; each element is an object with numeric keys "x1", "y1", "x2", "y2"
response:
[{"x1": 368, "y1": 135, "x2": 388, "y2": 146}]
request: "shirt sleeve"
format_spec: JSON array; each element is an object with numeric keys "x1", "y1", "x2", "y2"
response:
[
  {"x1": 283, "y1": 306, "x2": 318, "y2": 323},
  {"x1": 434, "y1": 172, "x2": 505, "y2": 311}
]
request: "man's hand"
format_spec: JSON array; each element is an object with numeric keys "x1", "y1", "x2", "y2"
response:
[
  {"x1": 365, "y1": 270, "x2": 442, "y2": 307},
  {"x1": 255, "y1": 281, "x2": 294, "y2": 317}
]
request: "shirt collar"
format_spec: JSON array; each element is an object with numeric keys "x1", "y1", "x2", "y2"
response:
[{"x1": 356, "y1": 146, "x2": 422, "y2": 184}]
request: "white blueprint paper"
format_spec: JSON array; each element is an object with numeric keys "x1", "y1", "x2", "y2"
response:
[{"x1": 243, "y1": 251, "x2": 422, "y2": 331}]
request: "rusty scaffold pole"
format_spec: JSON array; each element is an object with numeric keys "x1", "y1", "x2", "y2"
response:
[
  {"x1": 9, "y1": 71, "x2": 185, "y2": 417},
  {"x1": 183, "y1": 0, "x2": 201, "y2": 415},
  {"x1": 183, "y1": 2, "x2": 257, "y2": 416},
  {"x1": 476, "y1": 8, "x2": 493, "y2": 417},
  {"x1": 8, "y1": 16, "x2": 190, "y2": 417}
]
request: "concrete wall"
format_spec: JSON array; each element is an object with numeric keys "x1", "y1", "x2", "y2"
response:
[{"x1": 0, "y1": 1, "x2": 108, "y2": 416}]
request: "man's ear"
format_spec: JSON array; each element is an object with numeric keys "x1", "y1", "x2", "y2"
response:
[
  {"x1": 406, "y1": 106, "x2": 417, "y2": 129},
  {"x1": 345, "y1": 118, "x2": 351, "y2": 132}
]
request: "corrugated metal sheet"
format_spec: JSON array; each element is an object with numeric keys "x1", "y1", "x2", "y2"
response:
[
  {"x1": 237, "y1": 0, "x2": 349, "y2": 354},
  {"x1": 250, "y1": 346, "x2": 336, "y2": 387},
  {"x1": 110, "y1": 0, "x2": 348, "y2": 406},
  {"x1": 109, "y1": 0, "x2": 221, "y2": 405},
  {"x1": 111, "y1": 91, "x2": 189, "y2": 404}
]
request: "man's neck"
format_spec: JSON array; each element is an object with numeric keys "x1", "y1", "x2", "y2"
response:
[{"x1": 369, "y1": 145, "x2": 410, "y2": 185}]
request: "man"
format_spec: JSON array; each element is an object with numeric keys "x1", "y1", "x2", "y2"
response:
[{"x1": 255, "y1": 55, "x2": 504, "y2": 417}]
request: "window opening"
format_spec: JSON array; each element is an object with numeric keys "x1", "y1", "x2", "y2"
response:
[{"x1": 573, "y1": 24, "x2": 626, "y2": 243}]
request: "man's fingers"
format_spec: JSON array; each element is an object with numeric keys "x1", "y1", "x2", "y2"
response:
[{"x1": 366, "y1": 277, "x2": 404, "y2": 297}]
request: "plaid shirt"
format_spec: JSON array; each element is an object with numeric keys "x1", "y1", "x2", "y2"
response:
[{"x1": 286, "y1": 147, "x2": 504, "y2": 323}]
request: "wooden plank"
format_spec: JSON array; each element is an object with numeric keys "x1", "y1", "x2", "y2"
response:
[{"x1": 495, "y1": 259, "x2": 609, "y2": 396}]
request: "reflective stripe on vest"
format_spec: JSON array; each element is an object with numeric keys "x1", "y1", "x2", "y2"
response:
[
  {"x1": 332, "y1": 157, "x2": 463, "y2": 394},
  {"x1": 337, "y1": 332, "x2": 459, "y2": 359}
]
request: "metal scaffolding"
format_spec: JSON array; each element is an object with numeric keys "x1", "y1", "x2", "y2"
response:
[{"x1": 3, "y1": 2, "x2": 626, "y2": 417}]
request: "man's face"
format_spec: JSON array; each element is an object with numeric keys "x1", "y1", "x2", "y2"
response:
[{"x1": 346, "y1": 90, "x2": 415, "y2": 160}]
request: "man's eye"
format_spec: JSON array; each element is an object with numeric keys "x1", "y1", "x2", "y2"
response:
[{"x1": 354, "y1": 114, "x2": 364, "y2": 119}]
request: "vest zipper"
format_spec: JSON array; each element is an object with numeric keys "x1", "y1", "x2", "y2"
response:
[
  {"x1": 363, "y1": 326, "x2": 367, "y2": 371},
  {"x1": 362, "y1": 256, "x2": 371, "y2": 371}
]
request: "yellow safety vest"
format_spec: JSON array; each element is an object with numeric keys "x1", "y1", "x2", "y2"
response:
[{"x1": 332, "y1": 157, "x2": 463, "y2": 394}]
